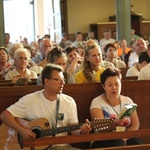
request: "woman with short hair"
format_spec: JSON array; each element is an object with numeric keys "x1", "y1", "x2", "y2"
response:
[{"x1": 5, "y1": 48, "x2": 37, "y2": 82}]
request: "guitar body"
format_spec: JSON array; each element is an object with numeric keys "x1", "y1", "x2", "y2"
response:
[
  {"x1": 0, "y1": 118, "x2": 52, "y2": 149},
  {"x1": 16, "y1": 118, "x2": 52, "y2": 138},
  {"x1": 0, "y1": 123, "x2": 25, "y2": 149}
]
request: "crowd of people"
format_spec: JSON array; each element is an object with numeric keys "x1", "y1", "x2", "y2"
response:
[
  {"x1": 0, "y1": 29, "x2": 149, "y2": 149},
  {"x1": 1, "y1": 30, "x2": 150, "y2": 84}
]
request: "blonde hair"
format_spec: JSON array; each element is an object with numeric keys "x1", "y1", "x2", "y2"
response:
[{"x1": 82, "y1": 44, "x2": 101, "y2": 82}]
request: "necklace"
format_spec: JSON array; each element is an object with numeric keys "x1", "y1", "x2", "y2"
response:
[{"x1": 105, "y1": 93, "x2": 121, "y2": 116}]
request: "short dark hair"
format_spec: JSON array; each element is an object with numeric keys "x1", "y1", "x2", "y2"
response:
[
  {"x1": 0, "y1": 47, "x2": 9, "y2": 61},
  {"x1": 64, "y1": 45, "x2": 77, "y2": 55},
  {"x1": 43, "y1": 34, "x2": 51, "y2": 39},
  {"x1": 75, "y1": 31, "x2": 82, "y2": 36},
  {"x1": 139, "y1": 51, "x2": 150, "y2": 64},
  {"x1": 101, "y1": 68, "x2": 121, "y2": 85},
  {"x1": 104, "y1": 43, "x2": 116, "y2": 53},
  {"x1": 41, "y1": 64, "x2": 63, "y2": 85}
]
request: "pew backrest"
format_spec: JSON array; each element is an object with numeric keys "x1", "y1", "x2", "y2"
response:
[{"x1": 0, "y1": 80, "x2": 150, "y2": 144}]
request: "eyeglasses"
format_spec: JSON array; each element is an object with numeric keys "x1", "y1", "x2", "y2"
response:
[
  {"x1": 50, "y1": 78, "x2": 66, "y2": 83},
  {"x1": 16, "y1": 57, "x2": 29, "y2": 61}
]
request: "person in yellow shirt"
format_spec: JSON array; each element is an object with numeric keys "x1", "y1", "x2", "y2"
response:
[{"x1": 75, "y1": 44, "x2": 105, "y2": 83}]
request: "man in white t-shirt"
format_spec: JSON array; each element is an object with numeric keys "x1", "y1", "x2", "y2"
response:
[
  {"x1": 0, "y1": 64, "x2": 91, "y2": 150},
  {"x1": 138, "y1": 63, "x2": 150, "y2": 80},
  {"x1": 126, "y1": 51, "x2": 150, "y2": 77},
  {"x1": 128, "y1": 38, "x2": 147, "y2": 67},
  {"x1": 100, "y1": 29, "x2": 115, "y2": 48}
]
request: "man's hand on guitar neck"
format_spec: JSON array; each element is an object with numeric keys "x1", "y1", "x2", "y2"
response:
[
  {"x1": 80, "y1": 119, "x2": 92, "y2": 134},
  {"x1": 19, "y1": 128, "x2": 36, "y2": 140}
]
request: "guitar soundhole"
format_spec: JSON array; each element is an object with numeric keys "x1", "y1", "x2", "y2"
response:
[
  {"x1": 32, "y1": 129, "x2": 41, "y2": 138},
  {"x1": 45, "y1": 122, "x2": 50, "y2": 127}
]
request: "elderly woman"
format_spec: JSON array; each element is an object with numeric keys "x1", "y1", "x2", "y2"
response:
[
  {"x1": 5, "y1": 48, "x2": 37, "y2": 82},
  {"x1": 0, "y1": 47, "x2": 11, "y2": 76},
  {"x1": 90, "y1": 68, "x2": 141, "y2": 148},
  {"x1": 75, "y1": 44, "x2": 105, "y2": 83}
]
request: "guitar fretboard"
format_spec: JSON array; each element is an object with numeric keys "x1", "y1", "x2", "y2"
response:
[{"x1": 41, "y1": 123, "x2": 83, "y2": 137}]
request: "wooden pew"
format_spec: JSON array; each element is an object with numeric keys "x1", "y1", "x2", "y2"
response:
[
  {"x1": 0, "y1": 82, "x2": 15, "y2": 87},
  {"x1": 122, "y1": 76, "x2": 138, "y2": 80},
  {"x1": 0, "y1": 81, "x2": 150, "y2": 149},
  {"x1": 120, "y1": 68, "x2": 128, "y2": 77},
  {"x1": 23, "y1": 129, "x2": 150, "y2": 150},
  {"x1": 0, "y1": 76, "x2": 5, "y2": 81},
  {"x1": 0, "y1": 79, "x2": 37, "y2": 87},
  {"x1": 0, "y1": 80, "x2": 12, "y2": 83}
]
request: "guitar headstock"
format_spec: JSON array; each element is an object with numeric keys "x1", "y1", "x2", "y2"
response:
[{"x1": 90, "y1": 118, "x2": 114, "y2": 133}]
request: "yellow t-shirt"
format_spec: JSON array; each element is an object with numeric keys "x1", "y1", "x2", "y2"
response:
[{"x1": 75, "y1": 67, "x2": 105, "y2": 83}]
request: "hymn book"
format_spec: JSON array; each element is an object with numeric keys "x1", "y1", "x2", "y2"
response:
[{"x1": 117, "y1": 103, "x2": 138, "y2": 119}]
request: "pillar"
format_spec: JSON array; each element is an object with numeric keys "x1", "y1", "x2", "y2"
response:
[
  {"x1": 116, "y1": 0, "x2": 131, "y2": 45},
  {"x1": 0, "y1": 1, "x2": 5, "y2": 46}
]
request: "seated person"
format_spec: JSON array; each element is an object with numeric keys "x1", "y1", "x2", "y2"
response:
[
  {"x1": 14, "y1": 77, "x2": 32, "y2": 86},
  {"x1": 31, "y1": 38, "x2": 53, "y2": 67},
  {"x1": 75, "y1": 44, "x2": 105, "y2": 83},
  {"x1": 37, "y1": 46, "x2": 76, "y2": 85},
  {"x1": 65, "y1": 46, "x2": 82, "y2": 74},
  {"x1": 131, "y1": 29, "x2": 140, "y2": 40},
  {"x1": 138, "y1": 62, "x2": 150, "y2": 80},
  {"x1": 126, "y1": 51, "x2": 150, "y2": 77},
  {"x1": 0, "y1": 47, "x2": 11, "y2": 76},
  {"x1": 5, "y1": 48, "x2": 37, "y2": 83},
  {"x1": 99, "y1": 29, "x2": 115, "y2": 48},
  {"x1": 90, "y1": 68, "x2": 141, "y2": 148},
  {"x1": 59, "y1": 33, "x2": 72, "y2": 49},
  {"x1": 8, "y1": 42, "x2": 24, "y2": 65},
  {"x1": 128, "y1": 38, "x2": 146, "y2": 67},
  {"x1": 72, "y1": 32, "x2": 84, "y2": 47},
  {"x1": 104, "y1": 43, "x2": 126, "y2": 68},
  {"x1": 117, "y1": 39, "x2": 131, "y2": 61},
  {"x1": 0, "y1": 64, "x2": 91, "y2": 150},
  {"x1": 86, "y1": 31, "x2": 99, "y2": 45},
  {"x1": 84, "y1": 40, "x2": 115, "y2": 69}
]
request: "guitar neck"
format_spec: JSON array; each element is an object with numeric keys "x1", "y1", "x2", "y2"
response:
[{"x1": 41, "y1": 123, "x2": 83, "y2": 137}]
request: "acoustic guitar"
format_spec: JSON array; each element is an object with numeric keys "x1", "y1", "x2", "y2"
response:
[{"x1": 0, "y1": 118, "x2": 114, "y2": 149}]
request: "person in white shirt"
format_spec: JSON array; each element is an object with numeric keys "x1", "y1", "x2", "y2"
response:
[
  {"x1": 1, "y1": 64, "x2": 91, "y2": 150},
  {"x1": 72, "y1": 32, "x2": 84, "y2": 47},
  {"x1": 128, "y1": 38, "x2": 147, "y2": 67},
  {"x1": 138, "y1": 63, "x2": 150, "y2": 80},
  {"x1": 5, "y1": 48, "x2": 37, "y2": 82},
  {"x1": 100, "y1": 29, "x2": 115, "y2": 48},
  {"x1": 126, "y1": 51, "x2": 150, "y2": 77}
]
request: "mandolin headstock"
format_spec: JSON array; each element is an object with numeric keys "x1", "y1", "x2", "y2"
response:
[{"x1": 90, "y1": 118, "x2": 114, "y2": 133}]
